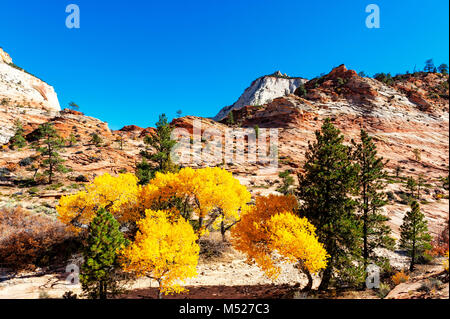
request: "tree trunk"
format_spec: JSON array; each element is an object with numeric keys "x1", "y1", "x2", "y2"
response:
[
  {"x1": 99, "y1": 281, "x2": 107, "y2": 299},
  {"x1": 363, "y1": 185, "x2": 368, "y2": 268},
  {"x1": 221, "y1": 220, "x2": 226, "y2": 242},
  {"x1": 299, "y1": 263, "x2": 313, "y2": 292},
  {"x1": 318, "y1": 264, "x2": 332, "y2": 291},
  {"x1": 157, "y1": 279, "x2": 163, "y2": 299},
  {"x1": 47, "y1": 139, "x2": 53, "y2": 184},
  {"x1": 410, "y1": 237, "x2": 416, "y2": 271},
  {"x1": 198, "y1": 216, "x2": 203, "y2": 232}
]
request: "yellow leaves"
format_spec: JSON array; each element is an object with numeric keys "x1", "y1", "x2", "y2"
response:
[
  {"x1": 141, "y1": 167, "x2": 251, "y2": 234},
  {"x1": 268, "y1": 212, "x2": 329, "y2": 274},
  {"x1": 57, "y1": 168, "x2": 250, "y2": 238},
  {"x1": 391, "y1": 270, "x2": 409, "y2": 285},
  {"x1": 232, "y1": 194, "x2": 328, "y2": 280},
  {"x1": 56, "y1": 173, "x2": 140, "y2": 232},
  {"x1": 444, "y1": 251, "x2": 449, "y2": 273},
  {"x1": 120, "y1": 209, "x2": 199, "y2": 296}
]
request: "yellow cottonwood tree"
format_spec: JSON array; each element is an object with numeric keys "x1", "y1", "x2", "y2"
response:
[
  {"x1": 140, "y1": 167, "x2": 251, "y2": 237},
  {"x1": 120, "y1": 209, "x2": 199, "y2": 298},
  {"x1": 231, "y1": 194, "x2": 328, "y2": 291},
  {"x1": 268, "y1": 212, "x2": 329, "y2": 290},
  {"x1": 57, "y1": 168, "x2": 250, "y2": 238},
  {"x1": 57, "y1": 173, "x2": 140, "y2": 232}
]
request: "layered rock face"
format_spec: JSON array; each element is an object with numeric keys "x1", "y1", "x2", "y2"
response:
[
  {"x1": 0, "y1": 48, "x2": 61, "y2": 144},
  {"x1": 0, "y1": 48, "x2": 12, "y2": 64},
  {"x1": 188, "y1": 65, "x2": 449, "y2": 238},
  {"x1": 214, "y1": 71, "x2": 306, "y2": 120},
  {"x1": 0, "y1": 58, "x2": 448, "y2": 242}
]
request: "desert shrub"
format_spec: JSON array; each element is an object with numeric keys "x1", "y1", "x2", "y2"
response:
[
  {"x1": 62, "y1": 291, "x2": 78, "y2": 299},
  {"x1": 294, "y1": 84, "x2": 307, "y2": 97},
  {"x1": 198, "y1": 233, "x2": 232, "y2": 261},
  {"x1": 28, "y1": 186, "x2": 39, "y2": 195},
  {"x1": 392, "y1": 270, "x2": 409, "y2": 285},
  {"x1": 430, "y1": 222, "x2": 449, "y2": 257},
  {"x1": 418, "y1": 278, "x2": 442, "y2": 292},
  {"x1": 386, "y1": 191, "x2": 395, "y2": 202},
  {"x1": 416, "y1": 251, "x2": 433, "y2": 265},
  {"x1": 19, "y1": 157, "x2": 34, "y2": 167},
  {"x1": 376, "y1": 282, "x2": 391, "y2": 299},
  {"x1": 75, "y1": 174, "x2": 89, "y2": 182},
  {"x1": 38, "y1": 291, "x2": 50, "y2": 299},
  {"x1": 0, "y1": 207, "x2": 76, "y2": 271}
]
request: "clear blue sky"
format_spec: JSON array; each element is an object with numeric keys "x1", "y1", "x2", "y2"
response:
[{"x1": 1, "y1": 0, "x2": 448, "y2": 129}]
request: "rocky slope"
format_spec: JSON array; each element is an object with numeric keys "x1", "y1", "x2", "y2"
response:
[
  {"x1": 178, "y1": 65, "x2": 449, "y2": 238},
  {"x1": 0, "y1": 51, "x2": 448, "y2": 267},
  {"x1": 214, "y1": 71, "x2": 306, "y2": 121},
  {"x1": 0, "y1": 48, "x2": 60, "y2": 144}
]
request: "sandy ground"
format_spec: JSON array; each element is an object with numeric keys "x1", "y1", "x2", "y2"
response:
[
  {"x1": 0, "y1": 252, "x2": 311, "y2": 299},
  {"x1": 0, "y1": 232, "x2": 431, "y2": 299}
]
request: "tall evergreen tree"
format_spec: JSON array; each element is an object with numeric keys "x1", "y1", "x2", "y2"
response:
[
  {"x1": 68, "y1": 101, "x2": 80, "y2": 111},
  {"x1": 297, "y1": 118, "x2": 361, "y2": 290},
  {"x1": 10, "y1": 120, "x2": 27, "y2": 149},
  {"x1": 277, "y1": 170, "x2": 294, "y2": 195},
  {"x1": 400, "y1": 201, "x2": 432, "y2": 271},
  {"x1": 406, "y1": 176, "x2": 418, "y2": 199},
  {"x1": 136, "y1": 113, "x2": 178, "y2": 184},
  {"x1": 227, "y1": 111, "x2": 235, "y2": 126},
  {"x1": 80, "y1": 208, "x2": 127, "y2": 299},
  {"x1": 424, "y1": 59, "x2": 435, "y2": 73},
  {"x1": 352, "y1": 130, "x2": 394, "y2": 268},
  {"x1": 34, "y1": 123, "x2": 67, "y2": 184},
  {"x1": 438, "y1": 63, "x2": 448, "y2": 74}
]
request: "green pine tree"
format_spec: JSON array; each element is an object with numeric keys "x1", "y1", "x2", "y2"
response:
[
  {"x1": 400, "y1": 201, "x2": 432, "y2": 271},
  {"x1": 416, "y1": 174, "x2": 426, "y2": 200},
  {"x1": 352, "y1": 129, "x2": 394, "y2": 268},
  {"x1": 438, "y1": 63, "x2": 448, "y2": 74},
  {"x1": 136, "y1": 113, "x2": 178, "y2": 184},
  {"x1": 68, "y1": 133, "x2": 77, "y2": 147},
  {"x1": 297, "y1": 118, "x2": 361, "y2": 290},
  {"x1": 10, "y1": 120, "x2": 27, "y2": 149},
  {"x1": 406, "y1": 176, "x2": 417, "y2": 199},
  {"x1": 34, "y1": 123, "x2": 67, "y2": 184},
  {"x1": 80, "y1": 208, "x2": 128, "y2": 299},
  {"x1": 90, "y1": 132, "x2": 103, "y2": 147},
  {"x1": 424, "y1": 59, "x2": 435, "y2": 73},
  {"x1": 135, "y1": 158, "x2": 154, "y2": 185},
  {"x1": 277, "y1": 170, "x2": 294, "y2": 195},
  {"x1": 227, "y1": 111, "x2": 234, "y2": 126},
  {"x1": 395, "y1": 165, "x2": 402, "y2": 178},
  {"x1": 68, "y1": 101, "x2": 80, "y2": 111}
]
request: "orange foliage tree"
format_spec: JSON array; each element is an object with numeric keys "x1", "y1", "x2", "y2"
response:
[
  {"x1": 120, "y1": 209, "x2": 199, "y2": 298},
  {"x1": 232, "y1": 194, "x2": 329, "y2": 291}
]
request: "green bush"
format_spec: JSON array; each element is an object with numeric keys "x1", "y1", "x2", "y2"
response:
[{"x1": 376, "y1": 283, "x2": 391, "y2": 299}]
